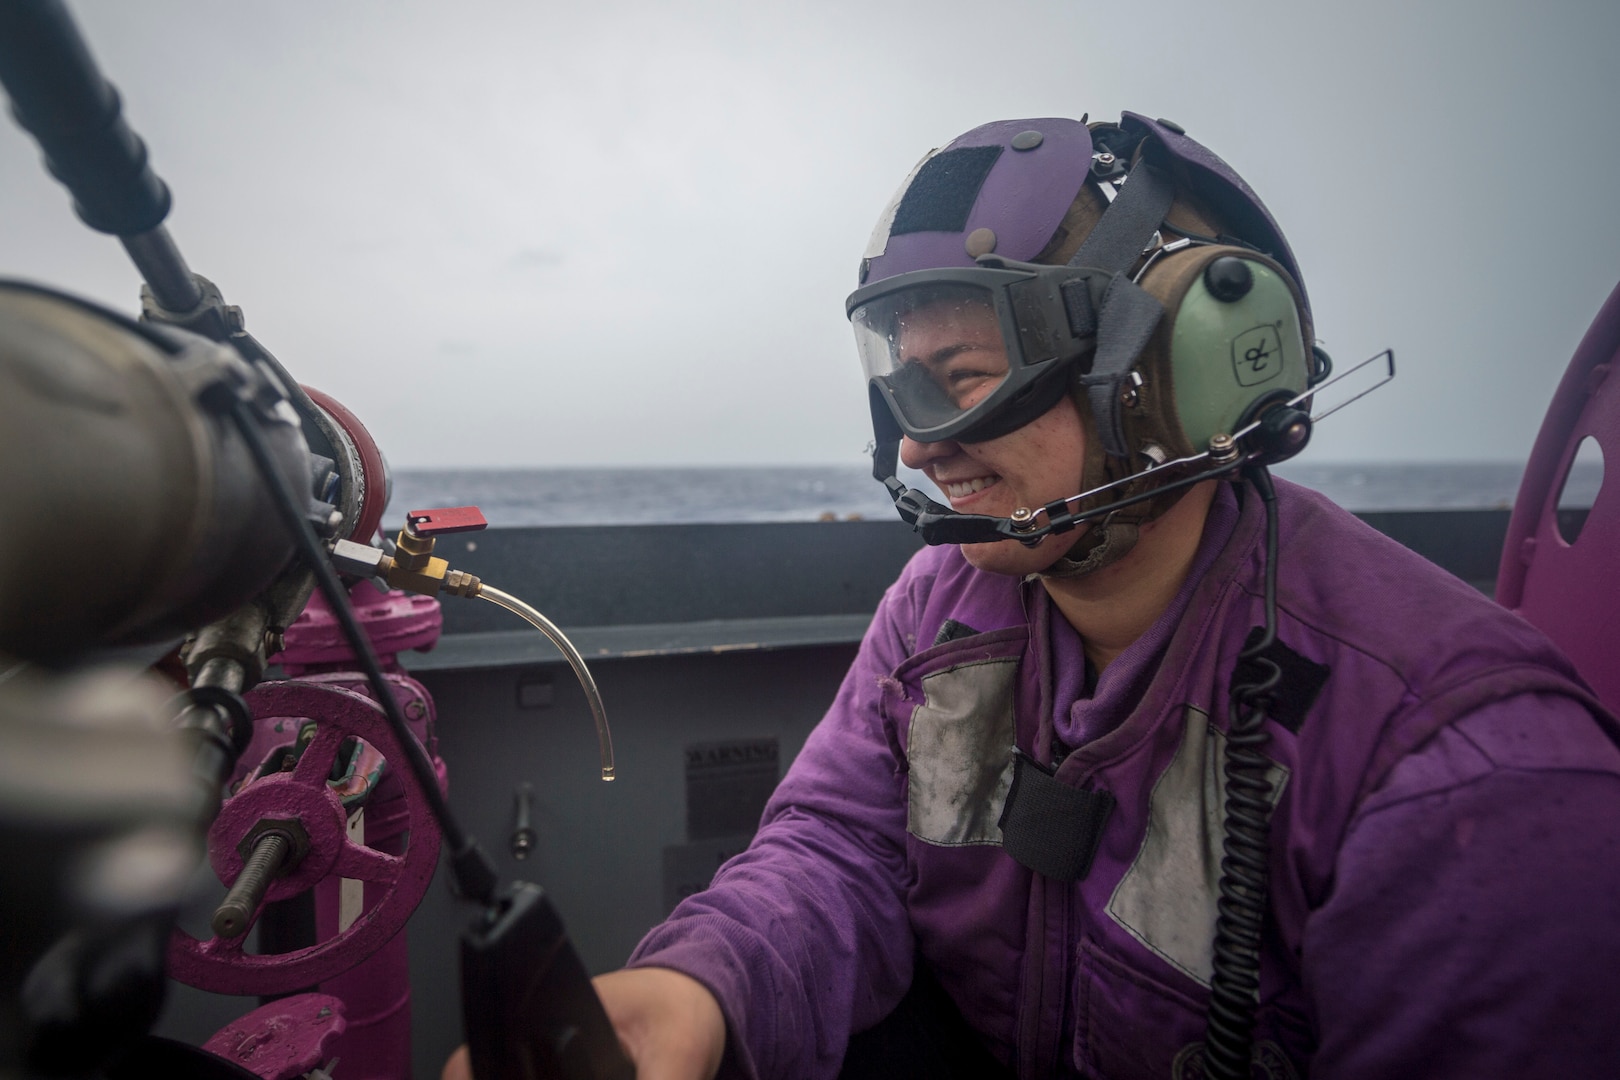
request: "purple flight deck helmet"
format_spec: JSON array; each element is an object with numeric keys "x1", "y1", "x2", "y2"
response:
[
  {"x1": 849, "y1": 114, "x2": 1314, "y2": 557},
  {"x1": 858, "y1": 114, "x2": 1306, "y2": 308}
]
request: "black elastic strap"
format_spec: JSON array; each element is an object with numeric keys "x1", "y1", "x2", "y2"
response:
[
  {"x1": 998, "y1": 752, "x2": 1115, "y2": 882},
  {"x1": 1061, "y1": 159, "x2": 1176, "y2": 458},
  {"x1": 1233, "y1": 628, "x2": 1330, "y2": 734},
  {"x1": 1078, "y1": 275, "x2": 1164, "y2": 457},
  {"x1": 1067, "y1": 161, "x2": 1176, "y2": 274}
]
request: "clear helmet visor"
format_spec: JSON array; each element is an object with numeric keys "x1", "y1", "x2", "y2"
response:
[{"x1": 851, "y1": 282, "x2": 1011, "y2": 436}]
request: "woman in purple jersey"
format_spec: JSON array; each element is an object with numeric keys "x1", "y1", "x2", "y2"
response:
[{"x1": 449, "y1": 114, "x2": 1620, "y2": 1080}]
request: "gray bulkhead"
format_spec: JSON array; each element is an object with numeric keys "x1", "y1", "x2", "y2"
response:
[{"x1": 154, "y1": 510, "x2": 1525, "y2": 1076}]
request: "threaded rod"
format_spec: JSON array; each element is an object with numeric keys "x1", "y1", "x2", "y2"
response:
[{"x1": 212, "y1": 831, "x2": 290, "y2": 938}]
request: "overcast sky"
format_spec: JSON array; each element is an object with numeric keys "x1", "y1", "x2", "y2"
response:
[{"x1": 2, "y1": 0, "x2": 1617, "y2": 469}]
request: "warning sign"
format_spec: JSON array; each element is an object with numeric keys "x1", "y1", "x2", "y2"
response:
[{"x1": 684, "y1": 738, "x2": 780, "y2": 841}]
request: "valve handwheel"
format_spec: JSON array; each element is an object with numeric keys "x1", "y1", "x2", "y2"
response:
[{"x1": 168, "y1": 681, "x2": 442, "y2": 995}]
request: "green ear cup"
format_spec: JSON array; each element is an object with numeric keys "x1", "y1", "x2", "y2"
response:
[{"x1": 1168, "y1": 256, "x2": 1309, "y2": 452}]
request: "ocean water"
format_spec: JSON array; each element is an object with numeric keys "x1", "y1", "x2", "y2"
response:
[{"x1": 385, "y1": 461, "x2": 1604, "y2": 529}]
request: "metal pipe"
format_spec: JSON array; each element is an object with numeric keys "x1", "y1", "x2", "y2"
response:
[
  {"x1": 212, "y1": 830, "x2": 291, "y2": 938},
  {"x1": 120, "y1": 225, "x2": 202, "y2": 313},
  {"x1": 179, "y1": 654, "x2": 252, "y2": 809},
  {"x1": 192, "y1": 655, "x2": 248, "y2": 696}
]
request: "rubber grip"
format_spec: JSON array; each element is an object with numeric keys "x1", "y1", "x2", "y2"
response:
[{"x1": 0, "y1": 0, "x2": 171, "y2": 234}]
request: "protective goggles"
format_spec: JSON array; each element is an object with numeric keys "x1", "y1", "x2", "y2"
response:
[{"x1": 846, "y1": 261, "x2": 1110, "y2": 444}]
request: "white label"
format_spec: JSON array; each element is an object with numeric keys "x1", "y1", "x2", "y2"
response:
[{"x1": 339, "y1": 807, "x2": 365, "y2": 933}]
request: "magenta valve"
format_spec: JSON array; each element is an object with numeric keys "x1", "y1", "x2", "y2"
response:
[{"x1": 212, "y1": 831, "x2": 292, "y2": 938}]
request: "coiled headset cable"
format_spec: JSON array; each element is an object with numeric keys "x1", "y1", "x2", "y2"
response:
[{"x1": 1202, "y1": 464, "x2": 1284, "y2": 1080}]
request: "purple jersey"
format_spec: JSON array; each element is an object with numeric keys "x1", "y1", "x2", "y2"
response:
[{"x1": 632, "y1": 479, "x2": 1620, "y2": 1078}]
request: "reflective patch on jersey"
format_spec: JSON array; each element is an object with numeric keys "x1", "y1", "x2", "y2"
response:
[
  {"x1": 1106, "y1": 706, "x2": 1289, "y2": 985},
  {"x1": 906, "y1": 657, "x2": 1018, "y2": 846}
]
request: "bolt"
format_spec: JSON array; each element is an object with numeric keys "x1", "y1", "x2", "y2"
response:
[
  {"x1": 1208, "y1": 434, "x2": 1238, "y2": 464},
  {"x1": 1009, "y1": 506, "x2": 1038, "y2": 532},
  {"x1": 510, "y1": 782, "x2": 537, "y2": 860},
  {"x1": 212, "y1": 831, "x2": 291, "y2": 938},
  {"x1": 964, "y1": 227, "x2": 998, "y2": 258}
]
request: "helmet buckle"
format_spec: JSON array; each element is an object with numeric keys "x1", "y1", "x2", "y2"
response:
[{"x1": 1120, "y1": 371, "x2": 1145, "y2": 409}]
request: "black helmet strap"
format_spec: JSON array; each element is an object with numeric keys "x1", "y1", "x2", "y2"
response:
[
  {"x1": 1079, "y1": 274, "x2": 1166, "y2": 457},
  {"x1": 1066, "y1": 158, "x2": 1178, "y2": 458},
  {"x1": 1067, "y1": 159, "x2": 1176, "y2": 274}
]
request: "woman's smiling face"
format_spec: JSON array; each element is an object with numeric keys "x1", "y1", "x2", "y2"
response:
[{"x1": 896, "y1": 296, "x2": 1089, "y2": 577}]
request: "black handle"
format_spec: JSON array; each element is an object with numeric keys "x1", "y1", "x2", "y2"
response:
[
  {"x1": 0, "y1": 0, "x2": 171, "y2": 235},
  {"x1": 462, "y1": 883, "x2": 636, "y2": 1080}
]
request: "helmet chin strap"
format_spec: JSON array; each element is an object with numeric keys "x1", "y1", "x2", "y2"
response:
[{"x1": 1036, "y1": 513, "x2": 1141, "y2": 579}]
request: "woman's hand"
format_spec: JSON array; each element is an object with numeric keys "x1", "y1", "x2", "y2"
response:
[
  {"x1": 440, "y1": 966, "x2": 726, "y2": 1080},
  {"x1": 592, "y1": 967, "x2": 727, "y2": 1080}
]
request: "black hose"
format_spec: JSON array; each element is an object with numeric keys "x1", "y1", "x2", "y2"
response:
[
  {"x1": 1202, "y1": 465, "x2": 1282, "y2": 1080},
  {"x1": 0, "y1": 0, "x2": 172, "y2": 236}
]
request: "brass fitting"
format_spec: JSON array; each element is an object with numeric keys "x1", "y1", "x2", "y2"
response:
[
  {"x1": 392, "y1": 528, "x2": 437, "y2": 572},
  {"x1": 330, "y1": 509, "x2": 489, "y2": 599},
  {"x1": 374, "y1": 521, "x2": 447, "y2": 595},
  {"x1": 378, "y1": 527, "x2": 481, "y2": 599},
  {"x1": 385, "y1": 554, "x2": 450, "y2": 596},
  {"x1": 442, "y1": 569, "x2": 483, "y2": 598}
]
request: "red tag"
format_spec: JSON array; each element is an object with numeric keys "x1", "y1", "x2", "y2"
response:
[{"x1": 406, "y1": 506, "x2": 488, "y2": 535}]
